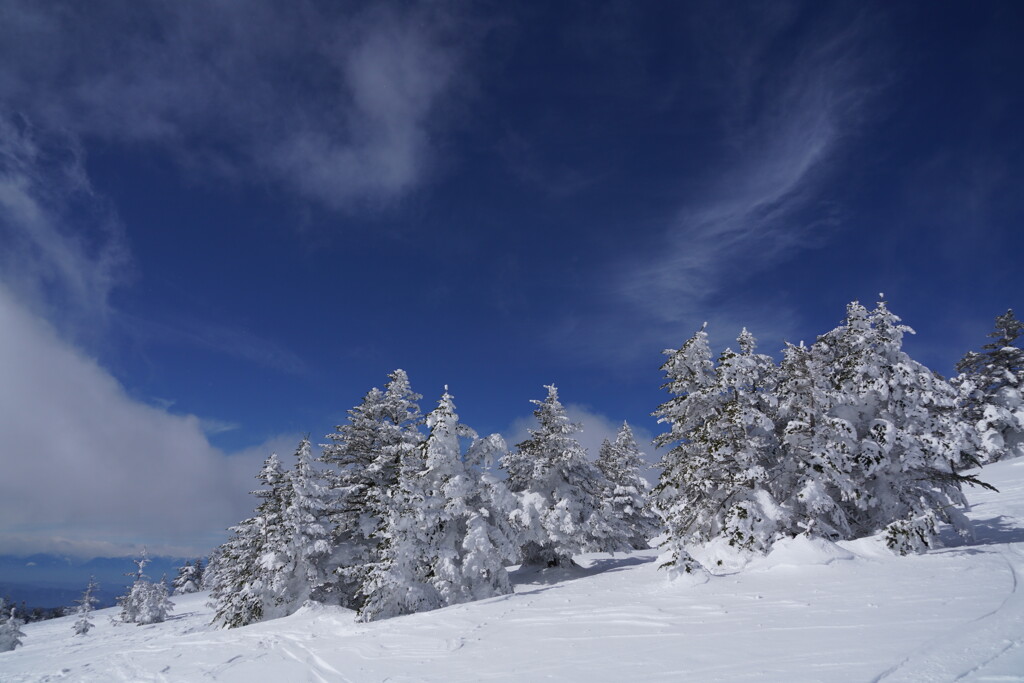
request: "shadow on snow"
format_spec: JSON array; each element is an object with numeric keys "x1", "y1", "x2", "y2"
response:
[{"x1": 509, "y1": 554, "x2": 657, "y2": 588}]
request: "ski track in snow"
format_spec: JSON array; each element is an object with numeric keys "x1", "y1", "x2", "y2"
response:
[{"x1": 3, "y1": 459, "x2": 1024, "y2": 682}]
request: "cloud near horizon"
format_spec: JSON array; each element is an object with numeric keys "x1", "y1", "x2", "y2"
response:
[{"x1": 0, "y1": 283, "x2": 301, "y2": 559}]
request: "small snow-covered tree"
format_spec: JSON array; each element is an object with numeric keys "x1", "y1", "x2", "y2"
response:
[
  {"x1": 596, "y1": 422, "x2": 661, "y2": 549},
  {"x1": 955, "y1": 309, "x2": 1024, "y2": 463},
  {"x1": 73, "y1": 577, "x2": 99, "y2": 635},
  {"x1": 117, "y1": 549, "x2": 150, "y2": 623},
  {"x1": 320, "y1": 369, "x2": 424, "y2": 609},
  {"x1": 0, "y1": 606, "x2": 25, "y2": 652},
  {"x1": 118, "y1": 549, "x2": 173, "y2": 625},
  {"x1": 654, "y1": 327, "x2": 784, "y2": 560},
  {"x1": 140, "y1": 576, "x2": 174, "y2": 625},
  {"x1": 502, "y1": 385, "x2": 631, "y2": 567},
  {"x1": 173, "y1": 560, "x2": 201, "y2": 595}
]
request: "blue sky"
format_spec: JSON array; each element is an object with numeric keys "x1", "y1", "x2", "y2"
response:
[{"x1": 1, "y1": 1, "x2": 1021, "y2": 559}]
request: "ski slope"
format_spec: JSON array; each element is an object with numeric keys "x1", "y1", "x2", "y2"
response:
[{"x1": 4, "y1": 458, "x2": 1024, "y2": 682}]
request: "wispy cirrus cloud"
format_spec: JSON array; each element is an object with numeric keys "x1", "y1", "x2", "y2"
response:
[
  {"x1": 0, "y1": 116, "x2": 130, "y2": 334},
  {"x1": 0, "y1": 0, "x2": 470, "y2": 211},
  {"x1": 619, "y1": 8, "x2": 876, "y2": 327}
]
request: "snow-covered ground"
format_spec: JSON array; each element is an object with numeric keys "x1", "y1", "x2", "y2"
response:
[{"x1": 4, "y1": 458, "x2": 1024, "y2": 682}]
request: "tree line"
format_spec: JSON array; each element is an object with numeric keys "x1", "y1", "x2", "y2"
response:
[{"x1": 58, "y1": 299, "x2": 1019, "y2": 638}]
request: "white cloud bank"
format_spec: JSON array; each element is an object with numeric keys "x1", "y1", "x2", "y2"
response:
[{"x1": 0, "y1": 284, "x2": 292, "y2": 558}]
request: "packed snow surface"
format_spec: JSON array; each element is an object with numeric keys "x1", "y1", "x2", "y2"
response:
[{"x1": 4, "y1": 459, "x2": 1024, "y2": 682}]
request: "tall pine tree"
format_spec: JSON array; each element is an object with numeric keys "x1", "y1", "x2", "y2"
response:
[{"x1": 320, "y1": 369, "x2": 424, "y2": 609}]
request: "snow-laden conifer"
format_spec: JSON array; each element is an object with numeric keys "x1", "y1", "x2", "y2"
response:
[
  {"x1": 320, "y1": 369, "x2": 424, "y2": 608},
  {"x1": 118, "y1": 549, "x2": 173, "y2": 625},
  {"x1": 210, "y1": 454, "x2": 289, "y2": 628},
  {"x1": 173, "y1": 560, "x2": 202, "y2": 595},
  {"x1": 788, "y1": 299, "x2": 992, "y2": 553},
  {"x1": 775, "y1": 341, "x2": 854, "y2": 540},
  {"x1": 596, "y1": 422, "x2": 661, "y2": 549},
  {"x1": 274, "y1": 438, "x2": 333, "y2": 609},
  {"x1": 503, "y1": 385, "x2": 631, "y2": 567},
  {"x1": 73, "y1": 577, "x2": 99, "y2": 635},
  {"x1": 357, "y1": 389, "x2": 516, "y2": 621},
  {"x1": 654, "y1": 327, "x2": 784, "y2": 562},
  {"x1": 201, "y1": 550, "x2": 221, "y2": 591},
  {"x1": 954, "y1": 309, "x2": 1024, "y2": 463},
  {"x1": 0, "y1": 605, "x2": 25, "y2": 652}
]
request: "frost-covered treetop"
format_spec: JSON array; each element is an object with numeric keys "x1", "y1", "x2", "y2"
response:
[
  {"x1": 528, "y1": 384, "x2": 581, "y2": 439},
  {"x1": 659, "y1": 323, "x2": 715, "y2": 396}
]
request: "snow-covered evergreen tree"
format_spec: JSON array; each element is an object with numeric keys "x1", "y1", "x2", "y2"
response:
[
  {"x1": 320, "y1": 369, "x2": 424, "y2": 609},
  {"x1": 118, "y1": 549, "x2": 173, "y2": 625},
  {"x1": 657, "y1": 302, "x2": 993, "y2": 561},
  {"x1": 210, "y1": 454, "x2": 290, "y2": 628},
  {"x1": 274, "y1": 438, "x2": 333, "y2": 610},
  {"x1": 502, "y1": 385, "x2": 631, "y2": 567},
  {"x1": 357, "y1": 389, "x2": 516, "y2": 622},
  {"x1": 117, "y1": 549, "x2": 150, "y2": 623},
  {"x1": 651, "y1": 326, "x2": 716, "y2": 575},
  {"x1": 201, "y1": 550, "x2": 221, "y2": 592},
  {"x1": 73, "y1": 577, "x2": 99, "y2": 635},
  {"x1": 458, "y1": 431, "x2": 519, "y2": 601},
  {"x1": 173, "y1": 560, "x2": 202, "y2": 595},
  {"x1": 141, "y1": 576, "x2": 174, "y2": 625},
  {"x1": 193, "y1": 558, "x2": 204, "y2": 588},
  {"x1": 955, "y1": 309, "x2": 1024, "y2": 462},
  {"x1": 783, "y1": 299, "x2": 992, "y2": 553},
  {"x1": 0, "y1": 606, "x2": 25, "y2": 652},
  {"x1": 596, "y1": 422, "x2": 661, "y2": 549},
  {"x1": 775, "y1": 341, "x2": 855, "y2": 540},
  {"x1": 654, "y1": 327, "x2": 784, "y2": 562}
]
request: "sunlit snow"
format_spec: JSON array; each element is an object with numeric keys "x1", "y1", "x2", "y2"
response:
[{"x1": 3, "y1": 459, "x2": 1024, "y2": 682}]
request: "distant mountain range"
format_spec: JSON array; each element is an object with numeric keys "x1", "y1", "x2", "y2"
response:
[{"x1": 0, "y1": 553, "x2": 195, "y2": 609}]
